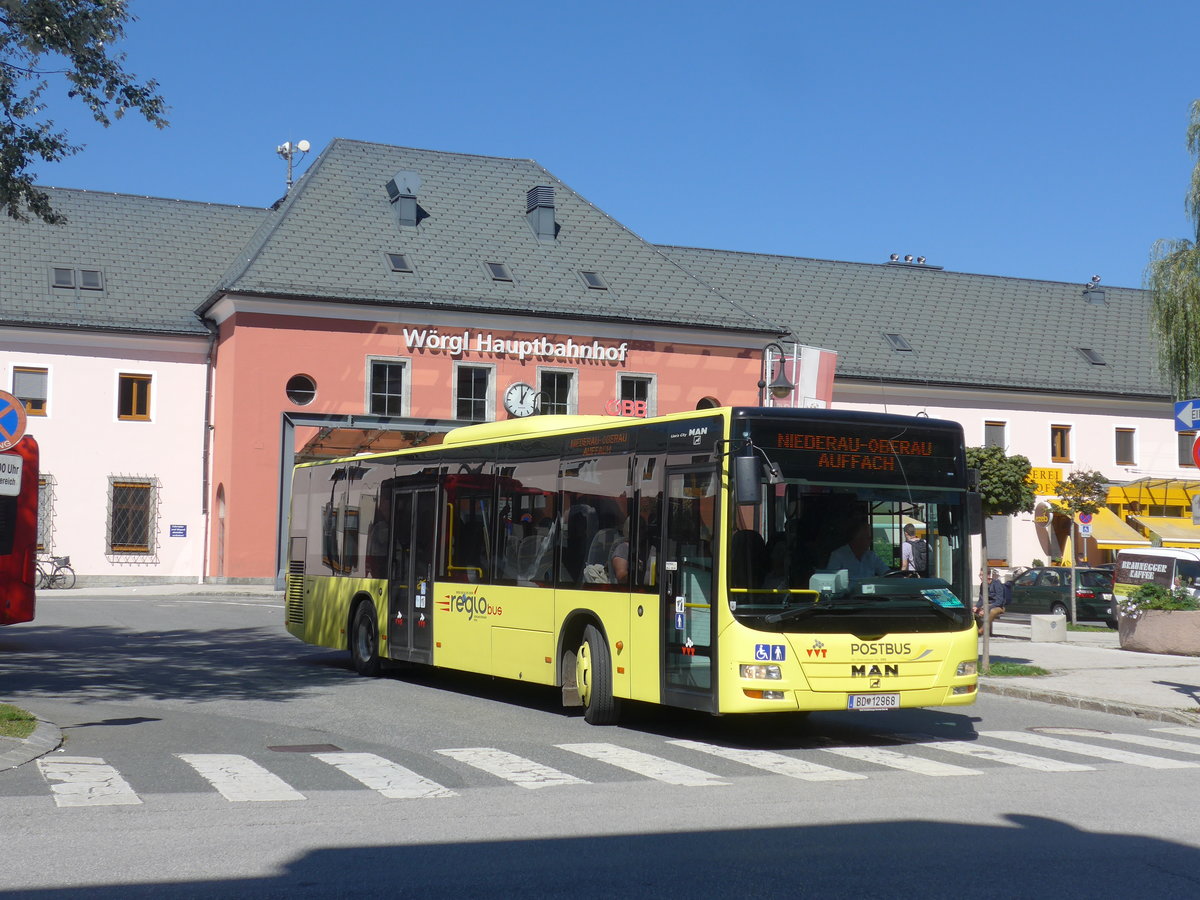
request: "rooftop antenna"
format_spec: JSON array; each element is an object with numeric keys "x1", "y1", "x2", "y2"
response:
[{"x1": 276, "y1": 139, "x2": 311, "y2": 193}]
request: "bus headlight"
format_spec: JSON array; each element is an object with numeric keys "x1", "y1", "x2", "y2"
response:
[
  {"x1": 957, "y1": 661, "x2": 977, "y2": 676},
  {"x1": 740, "y1": 664, "x2": 782, "y2": 680}
]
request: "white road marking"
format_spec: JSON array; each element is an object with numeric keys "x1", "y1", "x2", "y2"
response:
[
  {"x1": 1152, "y1": 726, "x2": 1200, "y2": 739},
  {"x1": 558, "y1": 742, "x2": 729, "y2": 786},
  {"x1": 981, "y1": 731, "x2": 1200, "y2": 769},
  {"x1": 314, "y1": 752, "x2": 457, "y2": 798},
  {"x1": 37, "y1": 756, "x2": 142, "y2": 807},
  {"x1": 176, "y1": 754, "x2": 305, "y2": 801},
  {"x1": 668, "y1": 739, "x2": 865, "y2": 781},
  {"x1": 892, "y1": 734, "x2": 1094, "y2": 772},
  {"x1": 1044, "y1": 728, "x2": 1200, "y2": 757},
  {"x1": 437, "y1": 748, "x2": 586, "y2": 789},
  {"x1": 819, "y1": 745, "x2": 981, "y2": 776}
]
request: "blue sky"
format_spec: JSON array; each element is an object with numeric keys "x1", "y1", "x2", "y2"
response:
[{"x1": 30, "y1": 0, "x2": 1200, "y2": 289}]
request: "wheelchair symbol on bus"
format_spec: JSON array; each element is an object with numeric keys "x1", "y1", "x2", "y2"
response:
[{"x1": 755, "y1": 643, "x2": 786, "y2": 662}]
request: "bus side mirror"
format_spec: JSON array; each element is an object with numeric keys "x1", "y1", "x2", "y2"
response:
[
  {"x1": 734, "y1": 455, "x2": 762, "y2": 506},
  {"x1": 965, "y1": 492, "x2": 984, "y2": 535}
]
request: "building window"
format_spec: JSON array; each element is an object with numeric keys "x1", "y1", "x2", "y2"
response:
[
  {"x1": 485, "y1": 261, "x2": 512, "y2": 282},
  {"x1": 1115, "y1": 428, "x2": 1136, "y2": 466},
  {"x1": 37, "y1": 474, "x2": 55, "y2": 553},
  {"x1": 117, "y1": 373, "x2": 152, "y2": 421},
  {"x1": 286, "y1": 374, "x2": 317, "y2": 406},
  {"x1": 455, "y1": 365, "x2": 492, "y2": 422},
  {"x1": 539, "y1": 369, "x2": 575, "y2": 415},
  {"x1": 1050, "y1": 425, "x2": 1071, "y2": 463},
  {"x1": 579, "y1": 271, "x2": 607, "y2": 290},
  {"x1": 619, "y1": 374, "x2": 656, "y2": 417},
  {"x1": 369, "y1": 360, "x2": 407, "y2": 416},
  {"x1": 108, "y1": 478, "x2": 157, "y2": 554},
  {"x1": 1180, "y1": 432, "x2": 1197, "y2": 467},
  {"x1": 984, "y1": 421, "x2": 1005, "y2": 449},
  {"x1": 386, "y1": 252, "x2": 413, "y2": 273},
  {"x1": 50, "y1": 267, "x2": 104, "y2": 293},
  {"x1": 13, "y1": 366, "x2": 48, "y2": 416}
]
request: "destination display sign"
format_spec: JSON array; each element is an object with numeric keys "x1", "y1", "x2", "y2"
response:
[{"x1": 752, "y1": 421, "x2": 963, "y2": 486}]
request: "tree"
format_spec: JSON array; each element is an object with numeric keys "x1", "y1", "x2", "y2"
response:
[
  {"x1": 1053, "y1": 470, "x2": 1109, "y2": 624},
  {"x1": 965, "y1": 446, "x2": 1037, "y2": 518},
  {"x1": 965, "y1": 446, "x2": 1035, "y2": 670},
  {"x1": 1148, "y1": 99, "x2": 1200, "y2": 400},
  {"x1": 0, "y1": 0, "x2": 167, "y2": 224}
]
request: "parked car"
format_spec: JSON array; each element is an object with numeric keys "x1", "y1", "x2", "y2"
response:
[{"x1": 1008, "y1": 566, "x2": 1116, "y2": 627}]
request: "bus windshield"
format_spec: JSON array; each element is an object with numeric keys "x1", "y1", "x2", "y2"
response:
[{"x1": 728, "y1": 475, "x2": 973, "y2": 635}]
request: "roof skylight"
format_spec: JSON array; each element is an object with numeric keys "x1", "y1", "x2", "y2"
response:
[{"x1": 884, "y1": 333, "x2": 913, "y2": 352}]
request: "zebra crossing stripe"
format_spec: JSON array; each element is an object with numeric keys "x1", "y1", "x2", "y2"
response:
[
  {"x1": 1042, "y1": 729, "x2": 1200, "y2": 757},
  {"x1": 819, "y1": 745, "x2": 981, "y2": 776},
  {"x1": 176, "y1": 754, "x2": 305, "y2": 801},
  {"x1": 558, "y1": 742, "x2": 729, "y2": 786},
  {"x1": 314, "y1": 752, "x2": 457, "y2": 798},
  {"x1": 981, "y1": 731, "x2": 1200, "y2": 769},
  {"x1": 436, "y1": 748, "x2": 586, "y2": 789},
  {"x1": 37, "y1": 756, "x2": 142, "y2": 807},
  {"x1": 891, "y1": 734, "x2": 1094, "y2": 772},
  {"x1": 1152, "y1": 727, "x2": 1200, "y2": 739},
  {"x1": 667, "y1": 739, "x2": 865, "y2": 781}
]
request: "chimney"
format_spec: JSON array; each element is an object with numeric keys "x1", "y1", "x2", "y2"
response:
[
  {"x1": 386, "y1": 171, "x2": 422, "y2": 227},
  {"x1": 526, "y1": 185, "x2": 556, "y2": 241}
]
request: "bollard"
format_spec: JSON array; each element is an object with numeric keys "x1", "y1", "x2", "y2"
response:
[{"x1": 1030, "y1": 613, "x2": 1067, "y2": 642}]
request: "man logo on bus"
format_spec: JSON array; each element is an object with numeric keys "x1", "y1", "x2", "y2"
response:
[
  {"x1": 437, "y1": 591, "x2": 502, "y2": 621},
  {"x1": 851, "y1": 664, "x2": 899, "y2": 677}
]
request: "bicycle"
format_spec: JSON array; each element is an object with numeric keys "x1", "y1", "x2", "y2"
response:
[{"x1": 36, "y1": 555, "x2": 76, "y2": 590}]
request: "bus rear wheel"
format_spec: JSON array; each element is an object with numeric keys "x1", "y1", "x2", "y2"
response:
[
  {"x1": 350, "y1": 602, "x2": 382, "y2": 677},
  {"x1": 577, "y1": 624, "x2": 619, "y2": 725}
]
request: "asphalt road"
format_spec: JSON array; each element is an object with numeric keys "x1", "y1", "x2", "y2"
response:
[{"x1": 2, "y1": 592, "x2": 1199, "y2": 898}]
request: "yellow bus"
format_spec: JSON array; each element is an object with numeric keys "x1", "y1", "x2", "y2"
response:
[{"x1": 285, "y1": 406, "x2": 981, "y2": 724}]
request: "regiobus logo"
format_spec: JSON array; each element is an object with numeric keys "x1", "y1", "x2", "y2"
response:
[{"x1": 437, "y1": 590, "x2": 503, "y2": 621}]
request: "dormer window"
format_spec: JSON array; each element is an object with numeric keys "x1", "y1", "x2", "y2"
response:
[{"x1": 485, "y1": 261, "x2": 512, "y2": 282}]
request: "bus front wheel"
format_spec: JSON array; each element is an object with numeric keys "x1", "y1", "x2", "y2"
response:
[
  {"x1": 577, "y1": 624, "x2": 619, "y2": 725},
  {"x1": 350, "y1": 602, "x2": 382, "y2": 677}
]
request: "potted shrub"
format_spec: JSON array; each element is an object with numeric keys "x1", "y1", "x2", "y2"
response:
[{"x1": 1116, "y1": 583, "x2": 1200, "y2": 656}]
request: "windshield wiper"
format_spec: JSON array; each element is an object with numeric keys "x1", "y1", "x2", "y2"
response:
[{"x1": 764, "y1": 602, "x2": 870, "y2": 624}]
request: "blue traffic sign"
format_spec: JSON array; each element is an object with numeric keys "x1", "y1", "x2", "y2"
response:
[{"x1": 1175, "y1": 399, "x2": 1200, "y2": 432}]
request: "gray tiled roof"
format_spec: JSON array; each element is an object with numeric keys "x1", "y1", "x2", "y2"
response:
[
  {"x1": 0, "y1": 188, "x2": 268, "y2": 335},
  {"x1": 659, "y1": 247, "x2": 1165, "y2": 398},
  {"x1": 206, "y1": 139, "x2": 781, "y2": 335}
]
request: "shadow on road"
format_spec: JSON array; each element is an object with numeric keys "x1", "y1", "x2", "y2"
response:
[
  {"x1": 2, "y1": 814, "x2": 1196, "y2": 898},
  {"x1": 0, "y1": 624, "x2": 351, "y2": 703}
]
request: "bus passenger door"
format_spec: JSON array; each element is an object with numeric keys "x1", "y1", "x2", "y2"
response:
[
  {"x1": 387, "y1": 487, "x2": 438, "y2": 664},
  {"x1": 660, "y1": 467, "x2": 718, "y2": 712}
]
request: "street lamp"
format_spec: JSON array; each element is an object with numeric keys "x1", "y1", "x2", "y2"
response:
[{"x1": 758, "y1": 342, "x2": 795, "y2": 406}]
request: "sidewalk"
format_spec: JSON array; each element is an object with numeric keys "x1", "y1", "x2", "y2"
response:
[
  {"x1": 979, "y1": 620, "x2": 1200, "y2": 726},
  {"x1": 5, "y1": 589, "x2": 1200, "y2": 771}
]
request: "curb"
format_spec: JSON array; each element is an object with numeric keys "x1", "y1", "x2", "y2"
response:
[
  {"x1": 0, "y1": 719, "x2": 63, "y2": 771},
  {"x1": 979, "y1": 680, "x2": 1200, "y2": 727}
]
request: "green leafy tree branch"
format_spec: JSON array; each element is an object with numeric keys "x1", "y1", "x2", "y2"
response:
[{"x1": 1, "y1": 0, "x2": 168, "y2": 223}]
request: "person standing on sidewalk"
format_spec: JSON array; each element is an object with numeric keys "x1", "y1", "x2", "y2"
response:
[{"x1": 975, "y1": 569, "x2": 1008, "y2": 635}]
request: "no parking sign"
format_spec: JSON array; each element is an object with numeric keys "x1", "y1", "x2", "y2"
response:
[{"x1": 0, "y1": 389, "x2": 27, "y2": 452}]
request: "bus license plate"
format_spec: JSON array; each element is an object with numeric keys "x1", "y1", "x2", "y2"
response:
[{"x1": 847, "y1": 693, "x2": 900, "y2": 711}]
